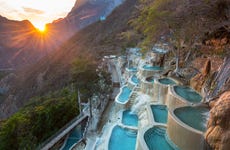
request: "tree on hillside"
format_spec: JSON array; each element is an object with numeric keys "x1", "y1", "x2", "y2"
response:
[{"x1": 133, "y1": 0, "x2": 230, "y2": 74}]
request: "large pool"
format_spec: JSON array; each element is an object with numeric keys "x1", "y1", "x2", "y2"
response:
[
  {"x1": 109, "y1": 126, "x2": 137, "y2": 150},
  {"x1": 131, "y1": 75, "x2": 139, "y2": 85},
  {"x1": 151, "y1": 105, "x2": 168, "y2": 124},
  {"x1": 117, "y1": 86, "x2": 132, "y2": 103},
  {"x1": 144, "y1": 126, "x2": 177, "y2": 150},
  {"x1": 143, "y1": 65, "x2": 163, "y2": 71},
  {"x1": 159, "y1": 78, "x2": 176, "y2": 85},
  {"x1": 174, "y1": 86, "x2": 202, "y2": 103},
  {"x1": 174, "y1": 106, "x2": 209, "y2": 132},
  {"x1": 122, "y1": 110, "x2": 138, "y2": 127}
]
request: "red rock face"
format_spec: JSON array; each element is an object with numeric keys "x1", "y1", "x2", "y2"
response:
[{"x1": 205, "y1": 91, "x2": 230, "y2": 150}]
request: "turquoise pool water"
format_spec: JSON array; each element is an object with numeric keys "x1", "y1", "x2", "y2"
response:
[
  {"x1": 131, "y1": 75, "x2": 139, "y2": 85},
  {"x1": 174, "y1": 86, "x2": 202, "y2": 103},
  {"x1": 144, "y1": 126, "x2": 177, "y2": 150},
  {"x1": 143, "y1": 65, "x2": 162, "y2": 71},
  {"x1": 117, "y1": 86, "x2": 132, "y2": 103},
  {"x1": 126, "y1": 67, "x2": 137, "y2": 72},
  {"x1": 62, "y1": 126, "x2": 82, "y2": 150},
  {"x1": 174, "y1": 106, "x2": 209, "y2": 132},
  {"x1": 122, "y1": 110, "x2": 138, "y2": 127},
  {"x1": 61, "y1": 117, "x2": 88, "y2": 150},
  {"x1": 159, "y1": 78, "x2": 176, "y2": 85},
  {"x1": 151, "y1": 105, "x2": 168, "y2": 124},
  {"x1": 109, "y1": 126, "x2": 137, "y2": 150}
]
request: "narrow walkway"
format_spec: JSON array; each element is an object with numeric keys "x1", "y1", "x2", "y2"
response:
[{"x1": 40, "y1": 114, "x2": 88, "y2": 150}]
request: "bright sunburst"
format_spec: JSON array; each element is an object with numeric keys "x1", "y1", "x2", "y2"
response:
[{"x1": 34, "y1": 23, "x2": 46, "y2": 32}]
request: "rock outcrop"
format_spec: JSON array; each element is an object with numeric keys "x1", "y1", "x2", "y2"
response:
[
  {"x1": 190, "y1": 59, "x2": 211, "y2": 92},
  {"x1": 205, "y1": 91, "x2": 230, "y2": 150}
]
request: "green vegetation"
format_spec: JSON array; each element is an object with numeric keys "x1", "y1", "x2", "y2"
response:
[
  {"x1": 0, "y1": 56, "x2": 112, "y2": 150},
  {"x1": 0, "y1": 87, "x2": 79, "y2": 150}
]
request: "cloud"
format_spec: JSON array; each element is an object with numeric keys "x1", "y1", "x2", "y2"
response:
[{"x1": 22, "y1": 7, "x2": 44, "y2": 15}]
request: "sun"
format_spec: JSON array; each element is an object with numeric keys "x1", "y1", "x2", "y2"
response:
[{"x1": 34, "y1": 23, "x2": 46, "y2": 32}]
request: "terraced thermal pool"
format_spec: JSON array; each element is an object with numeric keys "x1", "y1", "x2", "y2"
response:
[
  {"x1": 61, "y1": 126, "x2": 82, "y2": 150},
  {"x1": 144, "y1": 126, "x2": 177, "y2": 150},
  {"x1": 151, "y1": 105, "x2": 168, "y2": 124},
  {"x1": 109, "y1": 126, "x2": 137, "y2": 150},
  {"x1": 159, "y1": 78, "x2": 176, "y2": 85},
  {"x1": 117, "y1": 86, "x2": 132, "y2": 103},
  {"x1": 122, "y1": 110, "x2": 138, "y2": 127},
  {"x1": 174, "y1": 106, "x2": 209, "y2": 132},
  {"x1": 143, "y1": 65, "x2": 163, "y2": 71},
  {"x1": 131, "y1": 75, "x2": 139, "y2": 85},
  {"x1": 174, "y1": 86, "x2": 202, "y2": 103}
]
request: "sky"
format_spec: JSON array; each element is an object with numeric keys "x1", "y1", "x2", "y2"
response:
[{"x1": 0, "y1": 0, "x2": 76, "y2": 30}]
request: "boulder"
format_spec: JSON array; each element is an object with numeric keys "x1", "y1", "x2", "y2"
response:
[{"x1": 205, "y1": 91, "x2": 230, "y2": 150}]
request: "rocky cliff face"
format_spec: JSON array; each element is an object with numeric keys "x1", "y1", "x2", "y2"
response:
[
  {"x1": 46, "y1": 0, "x2": 124, "y2": 40},
  {"x1": 205, "y1": 91, "x2": 230, "y2": 150},
  {"x1": 196, "y1": 56, "x2": 230, "y2": 150},
  {"x1": 0, "y1": 16, "x2": 43, "y2": 69}
]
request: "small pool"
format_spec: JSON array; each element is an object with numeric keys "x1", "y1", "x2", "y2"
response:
[
  {"x1": 109, "y1": 126, "x2": 137, "y2": 150},
  {"x1": 144, "y1": 126, "x2": 177, "y2": 150},
  {"x1": 61, "y1": 126, "x2": 82, "y2": 150},
  {"x1": 174, "y1": 106, "x2": 209, "y2": 132},
  {"x1": 159, "y1": 78, "x2": 176, "y2": 85},
  {"x1": 122, "y1": 110, "x2": 138, "y2": 127},
  {"x1": 131, "y1": 75, "x2": 139, "y2": 85},
  {"x1": 151, "y1": 105, "x2": 168, "y2": 124},
  {"x1": 143, "y1": 65, "x2": 163, "y2": 71},
  {"x1": 117, "y1": 86, "x2": 132, "y2": 103},
  {"x1": 126, "y1": 67, "x2": 137, "y2": 72},
  {"x1": 174, "y1": 86, "x2": 202, "y2": 103},
  {"x1": 146, "y1": 76, "x2": 154, "y2": 83}
]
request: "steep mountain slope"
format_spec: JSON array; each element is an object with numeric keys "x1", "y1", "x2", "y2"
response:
[
  {"x1": 0, "y1": 16, "x2": 45, "y2": 69},
  {"x1": 46, "y1": 0, "x2": 124, "y2": 40},
  {"x1": 0, "y1": 0, "x2": 138, "y2": 119},
  {"x1": 0, "y1": 0, "x2": 124, "y2": 69}
]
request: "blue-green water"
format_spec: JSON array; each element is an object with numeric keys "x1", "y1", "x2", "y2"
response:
[
  {"x1": 144, "y1": 127, "x2": 176, "y2": 150},
  {"x1": 122, "y1": 110, "x2": 138, "y2": 127},
  {"x1": 174, "y1": 86, "x2": 202, "y2": 103},
  {"x1": 131, "y1": 75, "x2": 139, "y2": 85},
  {"x1": 62, "y1": 126, "x2": 82, "y2": 150},
  {"x1": 159, "y1": 78, "x2": 176, "y2": 85},
  {"x1": 174, "y1": 106, "x2": 209, "y2": 132},
  {"x1": 143, "y1": 65, "x2": 162, "y2": 71},
  {"x1": 151, "y1": 105, "x2": 168, "y2": 124},
  {"x1": 126, "y1": 67, "x2": 137, "y2": 72},
  {"x1": 117, "y1": 86, "x2": 132, "y2": 103},
  {"x1": 109, "y1": 126, "x2": 137, "y2": 150}
]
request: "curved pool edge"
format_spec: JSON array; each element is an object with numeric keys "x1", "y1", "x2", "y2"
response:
[
  {"x1": 166, "y1": 86, "x2": 203, "y2": 111},
  {"x1": 167, "y1": 107, "x2": 205, "y2": 150},
  {"x1": 107, "y1": 124, "x2": 138, "y2": 150},
  {"x1": 146, "y1": 104, "x2": 168, "y2": 126},
  {"x1": 136, "y1": 124, "x2": 175, "y2": 150},
  {"x1": 115, "y1": 85, "x2": 133, "y2": 105}
]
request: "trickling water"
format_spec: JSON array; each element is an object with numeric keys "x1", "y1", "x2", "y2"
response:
[
  {"x1": 131, "y1": 93, "x2": 151, "y2": 114},
  {"x1": 174, "y1": 106, "x2": 209, "y2": 132}
]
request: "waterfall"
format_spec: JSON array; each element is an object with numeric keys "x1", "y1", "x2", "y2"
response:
[{"x1": 131, "y1": 93, "x2": 151, "y2": 114}]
